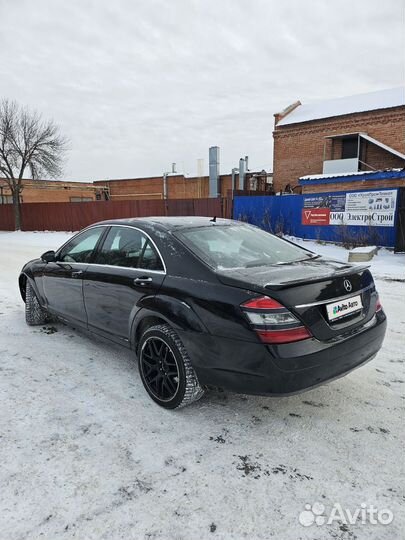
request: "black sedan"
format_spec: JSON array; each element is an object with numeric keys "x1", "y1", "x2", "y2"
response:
[{"x1": 19, "y1": 217, "x2": 387, "y2": 409}]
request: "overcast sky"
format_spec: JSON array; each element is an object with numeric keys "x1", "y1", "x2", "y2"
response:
[{"x1": 0, "y1": 0, "x2": 404, "y2": 181}]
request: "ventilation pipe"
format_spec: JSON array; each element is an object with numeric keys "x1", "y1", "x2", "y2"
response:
[
  {"x1": 209, "y1": 146, "x2": 220, "y2": 198},
  {"x1": 231, "y1": 167, "x2": 239, "y2": 199},
  {"x1": 238, "y1": 158, "x2": 246, "y2": 190}
]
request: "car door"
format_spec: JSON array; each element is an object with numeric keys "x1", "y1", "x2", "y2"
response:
[
  {"x1": 83, "y1": 225, "x2": 166, "y2": 344},
  {"x1": 42, "y1": 226, "x2": 106, "y2": 326}
]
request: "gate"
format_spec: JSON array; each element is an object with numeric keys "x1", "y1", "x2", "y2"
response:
[{"x1": 395, "y1": 187, "x2": 405, "y2": 253}]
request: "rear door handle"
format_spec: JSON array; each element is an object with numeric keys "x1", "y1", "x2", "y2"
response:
[
  {"x1": 133, "y1": 276, "x2": 152, "y2": 286},
  {"x1": 72, "y1": 270, "x2": 84, "y2": 278}
]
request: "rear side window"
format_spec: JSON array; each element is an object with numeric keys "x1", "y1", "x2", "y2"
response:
[
  {"x1": 175, "y1": 224, "x2": 314, "y2": 270},
  {"x1": 94, "y1": 226, "x2": 164, "y2": 271},
  {"x1": 140, "y1": 241, "x2": 164, "y2": 271},
  {"x1": 58, "y1": 228, "x2": 104, "y2": 263}
]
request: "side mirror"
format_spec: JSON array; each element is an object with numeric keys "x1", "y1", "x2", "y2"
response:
[{"x1": 41, "y1": 250, "x2": 56, "y2": 263}]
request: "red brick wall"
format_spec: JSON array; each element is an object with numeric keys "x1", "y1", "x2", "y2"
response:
[
  {"x1": 0, "y1": 178, "x2": 99, "y2": 203},
  {"x1": 1, "y1": 174, "x2": 234, "y2": 204},
  {"x1": 361, "y1": 143, "x2": 403, "y2": 171},
  {"x1": 273, "y1": 106, "x2": 405, "y2": 193},
  {"x1": 96, "y1": 176, "x2": 165, "y2": 200},
  {"x1": 301, "y1": 177, "x2": 405, "y2": 194},
  {"x1": 95, "y1": 174, "x2": 233, "y2": 200},
  {"x1": 95, "y1": 176, "x2": 204, "y2": 200}
]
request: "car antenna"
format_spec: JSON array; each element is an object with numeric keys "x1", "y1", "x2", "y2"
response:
[{"x1": 210, "y1": 216, "x2": 217, "y2": 222}]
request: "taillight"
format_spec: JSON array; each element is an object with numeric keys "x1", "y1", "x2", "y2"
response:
[
  {"x1": 375, "y1": 294, "x2": 383, "y2": 312},
  {"x1": 256, "y1": 327, "x2": 312, "y2": 344},
  {"x1": 241, "y1": 296, "x2": 312, "y2": 344},
  {"x1": 241, "y1": 297, "x2": 283, "y2": 310}
]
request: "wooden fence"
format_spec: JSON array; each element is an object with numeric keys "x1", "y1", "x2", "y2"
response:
[{"x1": 0, "y1": 197, "x2": 231, "y2": 231}]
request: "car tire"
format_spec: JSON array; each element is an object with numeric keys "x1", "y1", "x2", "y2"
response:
[
  {"x1": 138, "y1": 323, "x2": 205, "y2": 409},
  {"x1": 25, "y1": 281, "x2": 48, "y2": 326}
]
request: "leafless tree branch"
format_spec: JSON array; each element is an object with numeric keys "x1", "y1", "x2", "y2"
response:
[{"x1": 0, "y1": 98, "x2": 68, "y2": 229}]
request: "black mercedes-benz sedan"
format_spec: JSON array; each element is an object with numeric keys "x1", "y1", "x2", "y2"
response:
[{"x1": 19, "y1": 217, "x2": 386, "y2": 409}]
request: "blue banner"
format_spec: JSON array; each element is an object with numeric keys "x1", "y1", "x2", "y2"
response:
[{"x1": 233, "y1": 188, "x2": 398, "y2": 247}]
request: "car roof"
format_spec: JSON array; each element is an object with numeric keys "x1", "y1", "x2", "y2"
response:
[{"x1": 92, "y1": 216, "x2": 240, "y2": 231}]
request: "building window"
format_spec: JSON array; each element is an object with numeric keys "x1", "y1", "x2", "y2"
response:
[
  {"x1": 341, "y1": 137, "x2": 358, "y2": 159},
  {"x1": 69, "y1": 196, "x2": 94, "y2": 202}
]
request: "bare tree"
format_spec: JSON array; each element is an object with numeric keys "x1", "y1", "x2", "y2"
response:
[{"x1": 0, "y1": 99, "x2": 67, "y2": 229}]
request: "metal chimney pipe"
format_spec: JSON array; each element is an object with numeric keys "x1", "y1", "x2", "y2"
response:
[
  {"x1": 209, "y1": 146, "x2": 220, "y2": 198},
  {"x1": 244, "y1": 155, "x2": 249, "y2": 171},
  {"x1": 238, "y1": 158, "x2": 246, "y2": 190},
  {"x1": 231, "y1": 167, "x2": 239, "y2": 200},
  {"x1": 171, "y1": 162, "x2": 177, "y2": 174}
]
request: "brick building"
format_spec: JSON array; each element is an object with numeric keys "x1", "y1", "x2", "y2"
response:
[
  {"x1": 1, "y1": 148, "x2": 272, "y2": 205},
  {"x1": 273, "y1": 87, "x2": 405, "y2": 194},
  {"x1": 0, "y1": 170, "x2": 271, "y2": 205},
  {"x1": 0, "y1": 178, "x2": 106, "y2": 204},
  {"x1": 93, "y1": 173, "x2": 233, "y2": 201},
  {"x1": 94, "y1": 170, "x2": 272, "y2": 201},
  {"x1": 299, "y1": 168, "x2": 405, "y2": 194}
]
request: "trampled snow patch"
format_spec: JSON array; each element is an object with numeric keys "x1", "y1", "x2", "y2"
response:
[{"x1": 0, "y1": 232, "x2": 404, "y2": 540}]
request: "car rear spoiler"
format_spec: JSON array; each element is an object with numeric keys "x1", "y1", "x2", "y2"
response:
[{"x1": 264, "y1": 264, "x2": 371, "y2": 290}]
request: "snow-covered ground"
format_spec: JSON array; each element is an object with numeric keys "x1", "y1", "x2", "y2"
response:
[
  {"x1": 0, "y1": 231, "x2": 404, "y2": 540},
  {"x1": 289, "y1": 236, "x2": 405, "y2": 280}
]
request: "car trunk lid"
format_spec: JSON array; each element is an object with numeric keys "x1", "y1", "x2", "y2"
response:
[{"x1": 216, "y1": 257, "x2": 376, "y2": 341}]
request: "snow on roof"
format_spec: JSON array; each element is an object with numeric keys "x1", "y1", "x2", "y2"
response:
[
  {"x1": 277, "y1": 87, "x2": 405, "y2": 126},
  {"x1": 300, "y1": 168, "x2": 404, "y2": 181}
]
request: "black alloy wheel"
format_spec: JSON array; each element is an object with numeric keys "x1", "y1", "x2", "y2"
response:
[
  {"x1": 138, "y1": 324, "x2": 205, "y2": 409},
  {"x1": 140, "y1": 336, "x2": 180, "y2": 402}
]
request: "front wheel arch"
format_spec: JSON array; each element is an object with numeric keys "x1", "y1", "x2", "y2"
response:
[
  {"x1": 19, "y1": 274, "x2": 27, "y2": 302},
  {"x1": 19, "y1": 274, "x2": 42, "y2": 306}
]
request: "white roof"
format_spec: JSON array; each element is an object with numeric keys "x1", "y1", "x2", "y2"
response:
[
  {"x1": 300, "y1": 168, "x2": 403, "y2": 181},
  {"x1": 277, "y1": 87, "x2": 405, "y2": 126}
]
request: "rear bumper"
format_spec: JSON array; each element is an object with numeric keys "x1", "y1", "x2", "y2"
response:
[{"x1": 179, "y1": 311, "x2": 387, "y2": 396}]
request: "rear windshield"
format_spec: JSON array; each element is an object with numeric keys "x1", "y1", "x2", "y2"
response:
[{"x1": 175, "y1": 224, "x2": 315, "y2": 270}]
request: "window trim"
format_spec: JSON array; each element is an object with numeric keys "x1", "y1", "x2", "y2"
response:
[
  {"x1": 55, "y1": 224, "x2": 166, "y2": 274},
  {"x1": 56, "y1": 225, "x2": 108, "y2": 264}
]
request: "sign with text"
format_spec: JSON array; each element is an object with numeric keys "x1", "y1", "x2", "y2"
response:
[
  {"x1": 302, "y1": 208, "x2": 330, "y2": 225},
  {"x1": 302, "y1": 190, "x2": 397, "y2": 227}
]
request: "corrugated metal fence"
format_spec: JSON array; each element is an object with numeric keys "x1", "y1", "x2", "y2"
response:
[
  {"x1": 0, "y1": 205, "x2": 14, "y2": 230},
  {"x1": 0, "y1": 197, "x2": 227, "y2": 231},
  {"x1": 233, "y1": 190, "x2": 399, "y2": 248},
  {"x1": 395, "y1": 187, "x2": 405, "y2": 252}
]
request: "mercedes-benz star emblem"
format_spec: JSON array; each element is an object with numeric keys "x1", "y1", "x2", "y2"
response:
[{"x1": 343, "y1": 279, "x2": 352, "y2": 292}]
